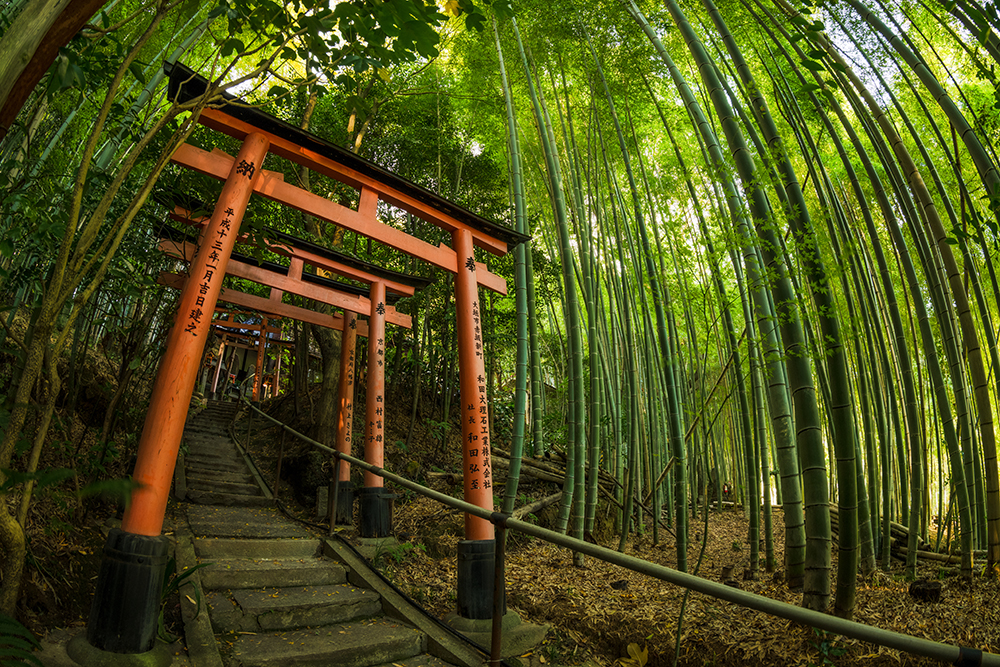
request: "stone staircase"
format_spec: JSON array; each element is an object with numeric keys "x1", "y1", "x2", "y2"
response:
[
  {"x1": 179, "y1": 400, "x2": 271, "y2": 507},
  {"x1": 175, "y1": 400, "x2": 479, "y2": 667}
]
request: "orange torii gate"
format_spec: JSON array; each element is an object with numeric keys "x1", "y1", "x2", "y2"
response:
[
  {"x1": 206, "y1": 314, "x2": 283, "y2": 400},
  {"x1": 86, "y1": 62, "x2": 529, "y2": 656},
  {"x1": 159, "y1": 216, "x2": 430, "y2": 530}
]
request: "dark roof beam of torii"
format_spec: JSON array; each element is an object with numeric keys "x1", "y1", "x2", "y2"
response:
[
  {"x1": 212, "y1": 320, "x2": 281, "y2": 342},
  {"x1": 159, "y1": 237, "x2": 412, "y2": 328},
  {"x1": 157, "y1": 272, "x2": 372, "y2": 337},
  {"x1": 166, "y1": 205, "x2": 431, "y2": 299},
  {"x1": 169, "y1": 142, "x2": 509, "y2": 295},
  {"x1": 211, "y1": 320, "x2": 282, "y2": 335},
  {"x1": 212, "y1": 307, "x2": 291, "y2": 336},
  {"x1": 165, "y1": 61, "x2": 530, "y2": 255},
  {"x1": 214, "y1": 331, "x2": 292, "y2": 349}
]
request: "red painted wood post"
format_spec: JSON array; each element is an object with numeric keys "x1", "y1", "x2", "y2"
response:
[
  {"x1": 273, "y1": 338, "x2": 283, "y2": 397},
  {"x1": 334, "y1": 311, "x2": 358, "y2": 525},
  {"x1": 252, "y1": 316, "x2": 268, "y2": 403},
  {"x1": 454, "y1": 229, "x2": 494, "y2": 540},
  {"x1": 88, "y1": 132, "x2": 270, "y2": 654},
  {"x1": 122, "y1": 131, "x2": 269, "y2": 535},
  {"x1": 453, "y1": 228, "x2": 496, "y2": 620},
  {"x1": 210, "y1": 339, "x2": 226, "y2": 397},
  {"x1": 337, "y1": 312, "x2": 358, "y2": 482},
  {"x1": 364, "y1": 281, "x2": 387, "y2": 487},
  {"x1": 360, "y1": 281, "x2": 389, "y2": 536}
]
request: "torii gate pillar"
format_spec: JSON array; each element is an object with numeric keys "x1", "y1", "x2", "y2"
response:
[
  {"x1": 84, "y1": 133, "x2": 270, "y2": 655},
  {"x1": 334, "y1": 312, "x2": 358, "y2": 524},
  {"x1": 210, "y1": 338, "x2": 226, "y2": 398},
  {"x1": 359, "y1": 281, "x2": 391, "y2": 537},
  {"x1": 453, "y1": 228, "x2": 496, "y2": 620},
  {"x1": 252, "y1": 316, "x2": 269, "y2": 404}
]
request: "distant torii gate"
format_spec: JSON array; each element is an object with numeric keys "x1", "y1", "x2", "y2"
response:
[
  {"x1": 206, "y1": 313, "x2": 283, "y2": 400},
  {"x1": 86, "y1": 62, "x2": 528, "y2": 656},
  {"x1": 159, "y1": 215, "x2": 429, "y2": 532}
]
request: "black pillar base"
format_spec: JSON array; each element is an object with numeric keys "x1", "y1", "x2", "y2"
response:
[
  {"x1": 457, "y1": 539, "x2": 503, "y2": 620},
  {"x1": 358, "y1": 487, "x2": 394, "y2": 538},
  {"x1": 333, "y1": 480, "x2": 355, "y2": 526},
  {"x1": 86, "y1": 528, "x2": 170, "y2": 653}
]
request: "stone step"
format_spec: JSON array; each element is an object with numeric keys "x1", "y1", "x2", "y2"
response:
[
  {"x1": 186, "y1": 469, "x2": 256, "y2": 485},
  {"x1": 198, "y1": 409, "x2": 238, "y2": 418},
  {"x1": 227, "y1": 619, "x2": 426, "y2": 667},
  {"x1": 184, "y1": 430, "x2": 233, "y2": 443},
  {"x1": 187, "y1": 424, "x2": 235, "y2": 435},
  {"x1": 184, "y1": 439, "x2": 241, "y2": 451},
  {"x1": 190, "y1": 511, "x2": 303, "y2": 537},
  {"x1": 187, "y1": 437, "x2": 232, "y2": 446},
  {"x1": 186, "y1": 489, "x2": 273, "y2": 507},
  {"x1": 372, "y1": 655, "x2": 455, "y2": 667},
  {"x1": 186, "y1": 458, "x2": 251, "y2": 474},
  {"x1": 195, "y1": 538, "x2": 321, "y2": 560},
  {"x1": 186, "y1": 425, "x2": 232, "y2": 434},
  {"x1": 185, "y1": 468, "x2": 256, "y2": 484},
  {"x1": 185, "y1": 436, "x2": 239, "y2": 446},
  {"x1": 200, "y1": 558, "x2": 346, "y2": 590},
  {"x1": 209, "y1": 583, "x2": 381, "y2": 632},
  {"x1": 185, "y1": 450, "x2": 241, "y2": 461},
  {"x1": 187, "y1": 478, "x2": 263, "y2": 497},
  {"x1": 185, "y1": 438, "x2": 240, "y2": 449},
  {"x1": 188, "y1": 507, "x2": 311, "y2": 539}
]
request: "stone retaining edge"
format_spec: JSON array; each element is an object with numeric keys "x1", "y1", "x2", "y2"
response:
[
  {"x1": 175, "y1": 523, "x2": 224, "y2": 667},
  {"x1": 323, "y1": 537, "x2": 485, "y2": 667}
]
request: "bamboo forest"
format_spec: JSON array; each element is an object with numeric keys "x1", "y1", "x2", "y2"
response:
[{"x1": 3, "y1": 0, "x2": 1000, "y2": 665}]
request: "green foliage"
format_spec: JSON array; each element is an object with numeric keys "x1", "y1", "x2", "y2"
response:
[
  {"x1": 0, "y1": 468, "x2": 74, "y2": 495},
  {"x1": 0, "y1": 614, "x2": 42, "y2": 667},
  {"x1": 157, "y1": 556, "x2": 210, "y2": 642},
  {"x1": 78, "y1": 478, "x2": 143, "y2": 509},
  {"x1": 617, "y1": 642, "x2": 648, "y2": 667},
  {"x1": 807, "y1": 629, "x2": 846, "y2": 667}
]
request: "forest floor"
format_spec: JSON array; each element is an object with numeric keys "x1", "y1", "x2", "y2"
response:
[
  {"x1": 19, "y1": 384, "x2": 1000, "y2": 667},
  {"x1": 238, "y1": 390, "x2": 1000, "y2": 667},
  {"x1": 386, "y1": 497, "x2": 1000, "y2": 667}
]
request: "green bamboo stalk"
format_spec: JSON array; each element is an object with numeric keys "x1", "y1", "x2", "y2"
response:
[
  {"x1": 651, "y1": 0, "x2": 833, "y2": 609},
  {"x1": 513, "y1": 21, "x2": 584, "y2": 537},
  {"x1": 581, "y1": 25, "x2": 686, "y2": 569},
  {"x1": 627, "y1": 2, "x2": 807, "y2": 589},
  {"x1": 834, "y1": 0, "x2": 1000, "y2": 569},
  {"x1": 705, "y1": 0, "x2": 860, "y2": 614},
  {"x1": 493, "y1": 19, "x2": 529, "y2": 516}
]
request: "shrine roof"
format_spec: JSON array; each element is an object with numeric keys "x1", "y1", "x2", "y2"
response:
[{"x1": 164, "y1": 61, "x2": 530, "y2": 248}]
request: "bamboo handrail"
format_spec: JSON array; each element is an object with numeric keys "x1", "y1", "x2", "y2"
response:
[{"x1": 242, "y1": 399, "x2": 999, "y2": 667}]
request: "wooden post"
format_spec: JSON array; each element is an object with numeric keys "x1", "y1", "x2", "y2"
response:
[
  {"x1": 337, "y1": 312, "x2": 358, "y2": 483},
  {"x1": 453, "y1": 228, "x2": 496, "y2": 620},
  {"x1": 121, "y1": 132, "x2": 269, "y2": 537},
  {"x1": 210, "y1": 339, "x2": 225, "y2": 396},
  {"x1": 334, "y1": 311, "x2": 358, "y2": 525},
  {"x1": 88, "y1": 132, "x2": 269, "y2": 655},
  {"x1": 364, "y1": 281, "x2": 387, "y2": 489},
  {"x1": 453, "y1": 228, "x2": 494, "y2": 541},
  {"x1": 273, "y1": 324, "x2": 283, "y2": 398},
  {"x1": 252, "y1": 316, "x2": 268, "y2": 403},
  {"x1": 359, "y1": 282, "x2": 389, "y2": 537}
]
